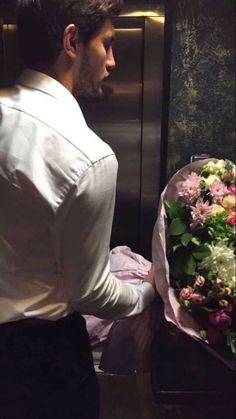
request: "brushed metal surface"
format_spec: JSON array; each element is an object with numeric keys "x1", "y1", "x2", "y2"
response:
[
  {"x1": 140, "y1": 16, "x2": 165, "y2": 257},
  {"x1": 79, "y1": 20, "x2": 144, "y2": 253},
  {"x1": 80, "y1": 15, "x2": 165, "y2": 258}
]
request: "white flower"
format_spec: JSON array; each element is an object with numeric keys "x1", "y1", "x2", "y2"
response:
[
  {"x1": 203, "y1": 160, "x2": 226, "y2": 175},
  {"x1": 203, "y1": 174, "x2": 221, "y2": 189},
  {"x1": 199, "y1": 242, "x2": 235, "y2": 282},
  {"x1": 203, "y1": 161, "x2": 218, "y2": 174},
  {"x1": 215, "y1": 160, "x2": 227, "y2": 171}
]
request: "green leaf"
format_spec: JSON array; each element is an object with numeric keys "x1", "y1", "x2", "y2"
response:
[
  {"x1": 170, "y1": 248, "x2": 188, "y2": 279},
  {"x1": 170, "y1": 218, "x2": 187, "y2": 236},
  {"x1": 192, "y1": 245, "x2": 211, "y2": 260},
  {"x1": 164, "y1": 200, "x2": 183, "y2": 220},
  {"x1": 191, "y1": 237, "x2": 201, "y2": 246},
  {"x1": 180, "y1": 233, "x2": 192, "y2": 247},
  {"x1": 184, "y1": 255, "x2": 196, "y2": 276},
  {"x1": 201, "y1": 306, "x2": 216, "y2": 313},
  {"x1": 226, "y1": 331, "x2": 236, "y2": 354}
]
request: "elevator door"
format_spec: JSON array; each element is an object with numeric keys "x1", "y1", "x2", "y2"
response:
[
  {"x1": 79, "y1": 15, "x2": 165, "y2": 257},
  {"x1": 79, "y1": 18, "x2": 143, "y2": 254}
]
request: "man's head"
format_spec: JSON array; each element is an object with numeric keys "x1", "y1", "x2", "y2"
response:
[{"x1": 16, "y1": 0, "x2": 122, "y2": 96}]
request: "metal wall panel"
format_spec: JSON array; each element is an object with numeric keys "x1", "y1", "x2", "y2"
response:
[
  {"x1": 141, "y1": 16, "x2": 165, "y2": 256},
  {"x1": 79, "y1": 18, "x2": 144, "y2": 253},
  {"x1": 80, "y1": 14, "x2": 165, "y2": 258}
]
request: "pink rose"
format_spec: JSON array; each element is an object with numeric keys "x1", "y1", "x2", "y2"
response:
[
  {"x1": 212, "y1": 278, "x2": 224, "y2": 288},
  {"x1": 224, "y1": 287, "x2": 232, "y2": 296},
  {"x1": 227, "y1": 212, "x2": 236, "y2": 226},
  {"x1": 209, "y1": 310, "x2": 232, "y2": 330},
  {"x1": 224, "y1": 172, "x2": 234, "y2": 182},
  {"x1": 190, "y1": 293, "x2": 207, "y2": 305},
  {"x1": 180, "y1": 286, "x2": 193, "y2": 300},
  {"x1": 194, "y1": 275, "x2": 205, "y2": 287}
]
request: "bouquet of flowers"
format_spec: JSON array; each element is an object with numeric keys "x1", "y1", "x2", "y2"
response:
[{"x1": 152, "y1": 159, "x2": 236, "y2": 363}]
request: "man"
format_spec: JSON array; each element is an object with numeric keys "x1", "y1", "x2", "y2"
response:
[{"x1": 0, "y1": 1, "x2": 156, "y2": 418}]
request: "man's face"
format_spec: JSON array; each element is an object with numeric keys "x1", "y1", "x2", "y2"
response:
[{"x1": 76, "y1": 20, "x2": 116, "y2": 97}]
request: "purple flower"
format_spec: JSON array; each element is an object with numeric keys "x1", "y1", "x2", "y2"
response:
[
  {"x1": 209, "y1": 181, "x2": 228, "y2": 203},
  {"x1": 190, "y1": 199, "x2": 211, "y2": 227},
  {"x1": 209, "y1": 310, "x2": 232, "y2": 330},
  {"x1": 179, "y1": 172, "x2": 201, "y2": 204},
  {"x1": 228, "y1": 185, "x2": 236, "y2": 195}
]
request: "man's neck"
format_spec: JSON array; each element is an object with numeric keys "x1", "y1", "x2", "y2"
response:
[{"x1": 33, "y1": 59, "x2": 74, "y2": 95}]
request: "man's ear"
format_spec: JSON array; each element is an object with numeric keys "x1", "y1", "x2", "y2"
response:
[{"x1": 63, "y1": 24, "x2": 81, "y2": 59}]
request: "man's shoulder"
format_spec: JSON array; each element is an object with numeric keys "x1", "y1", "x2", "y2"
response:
[
  {"x1": 0, "y1": 83, "x2": 114, "y2": 164},
  {"x1": 0, "y1": 83, "x2": 116, "y2": 212}
]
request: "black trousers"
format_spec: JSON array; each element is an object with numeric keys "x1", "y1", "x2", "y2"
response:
[{"x1": 0, "y1": 312, "x2": 99, "y2": 419}]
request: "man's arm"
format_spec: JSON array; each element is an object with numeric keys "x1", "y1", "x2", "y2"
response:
[{"x1": 56, "y1": 155, "x2": 155, "y2": 320}]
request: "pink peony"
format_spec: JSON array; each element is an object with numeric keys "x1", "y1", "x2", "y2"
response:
[
  {"x1": 179, "y1": 172, "x2": 201, "y2": 204},
  {"x1": 191, "y1": 200, "x2": 211, "y2": 227},
  {"x1": 209, "y1": 310, "x2": 232, "y2": 330},
  {"x1": 209, "y1": 181, "x2": 228, "y2": 203},
  {"x1": 228, "y1": 185, "x2": 236, "y2": 195},
  {"x1": 180, "y1": 286, "x2": 193, "y2": 300}
]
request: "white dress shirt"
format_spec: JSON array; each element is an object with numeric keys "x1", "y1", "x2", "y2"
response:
[{"x1": 0, "y1": 70, "x2": 155, "y2": 324}]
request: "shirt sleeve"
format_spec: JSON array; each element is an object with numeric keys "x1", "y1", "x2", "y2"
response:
[{"x1": 59, "y1": 154, "x2": 155, "y2": 320}]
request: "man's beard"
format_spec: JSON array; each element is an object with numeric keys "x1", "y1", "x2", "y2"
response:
[{"x1": 74, "y1": 54, "x2": 103, "y2": 99}]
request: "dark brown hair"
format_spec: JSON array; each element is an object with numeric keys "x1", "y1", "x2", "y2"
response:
[{"x1": 16, "y1": 0, "x2": 122, "y2": 67}]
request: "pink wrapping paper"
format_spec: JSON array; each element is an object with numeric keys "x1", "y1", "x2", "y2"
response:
[
  {"x1": 84, "y1": 245, "x2": 152, "y2": 347},
  {"x1": 84, "y1": 245, "x2": 163, "y2": 374},
  {"x1": 152, "y1": 159, "x2": 218, "y2": 340},
  {"x1": 152, "y1": 159, "x2": 236, "y2": 369}
]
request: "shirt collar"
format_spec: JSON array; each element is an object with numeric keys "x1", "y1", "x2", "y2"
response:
[{"x1": 17, "y1": 69, "x2": 81, "y2": 112}]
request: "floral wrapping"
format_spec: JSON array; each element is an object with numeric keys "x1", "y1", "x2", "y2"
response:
[{"x1": 152, "y1": 159, "x2": 236, "y2": 369}]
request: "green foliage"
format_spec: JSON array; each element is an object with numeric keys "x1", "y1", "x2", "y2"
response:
[
  {"x1": 165, "y1": 200, "x2": 184, "y2": 219},
  {"x1": 226, "y1": 331, "x2": 236, "y2": 355},
  {"x1": 192, "y1": 244, "x2": 211, "y2": 260},
  {"x1": 180, "y1": 232, "x2": 193, "y2": 246},
  {"x1": 165, "y1": 198, "x2": 213, "y2": 282},
  {"x1": 205, "y1": 212, "x2": 233, "y2": 242},
  {"x1": 184, "y1": 255, "x2": 197, "y2": 275},
  {"x1": 170, "y1": 247, "x2": 188, "y2": 279},
  {"x1": 170, "y1": 218, "x2": 187, "y2": 235}
]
